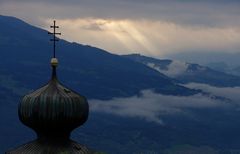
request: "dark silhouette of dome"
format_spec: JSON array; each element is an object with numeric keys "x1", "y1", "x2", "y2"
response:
[
  {"x1": 6, "y1": 21, "x2": 93, "y2": 154},
  {"x1": 19, "y1": 58, "x2": 89, "y2": 140}
]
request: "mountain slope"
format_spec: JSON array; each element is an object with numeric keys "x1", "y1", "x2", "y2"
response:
[
  {"x1": 0, "y1": 15, "x2": 197, "y2": 100},
  {"x1": 124, "y1": 54, "x2": 240, "y2": 87}
]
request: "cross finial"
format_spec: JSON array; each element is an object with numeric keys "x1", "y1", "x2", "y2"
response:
[{"x1": 48, "y1": 20, "x2": 61, "y2": 58}]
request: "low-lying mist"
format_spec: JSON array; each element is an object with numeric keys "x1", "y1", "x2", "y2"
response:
[{"x1": 89, "y1": 83, "x2": 240, "y2": 124}]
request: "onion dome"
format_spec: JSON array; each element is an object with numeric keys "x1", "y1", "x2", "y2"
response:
[
  {"x1": 6, "y1": 21, "x2": 92, "y2": 154},
  {"x1": 19, "y1": 58, "x2": 89, "y2": 140}
]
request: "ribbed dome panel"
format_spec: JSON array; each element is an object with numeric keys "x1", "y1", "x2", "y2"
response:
[
  {"x1": 6, "y1": 140, "x2": 93, "y2": 154},
  {"x1": 18, "y1": 79, "x2": 89, "y2": 133}
]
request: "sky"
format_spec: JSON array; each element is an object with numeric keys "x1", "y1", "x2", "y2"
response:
[{"x1": 0, "y1": 0, "x2": 240, "y2": 57}]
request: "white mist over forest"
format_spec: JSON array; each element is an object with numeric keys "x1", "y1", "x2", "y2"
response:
[{"x1": 90, "y1": 83, "x2": 240, "y2": 124}]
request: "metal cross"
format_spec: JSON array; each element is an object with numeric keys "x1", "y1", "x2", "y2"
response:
[{"x1": 48, "y1": 20, "x2": 61, "y2": 58}]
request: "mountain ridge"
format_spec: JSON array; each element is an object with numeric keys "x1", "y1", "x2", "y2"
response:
[{"x1": 124, "y1": 53, "x2": 240, "y2": 87}]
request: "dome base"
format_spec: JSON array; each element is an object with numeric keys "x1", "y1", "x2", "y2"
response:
[{"x1": 6, "y1": 139, "x2": 94, "y2": 154}]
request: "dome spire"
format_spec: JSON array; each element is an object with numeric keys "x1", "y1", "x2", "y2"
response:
[
  {"x1": 48, "y1": 20, "x2": 61, "y2": 79},
  {"x1": 48, "y1": 20, "x2": 61, "y2": 58}
]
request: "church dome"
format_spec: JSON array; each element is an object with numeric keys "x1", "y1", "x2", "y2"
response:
[{"x1": 18, "y1": 58, "x2": 89, "y2": 139}]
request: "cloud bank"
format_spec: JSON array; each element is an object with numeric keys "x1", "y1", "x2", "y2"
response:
[
  {"x1": 89, "y1": 84, "x2": 237, "y2": 124},
  {"x1": 184, "y1": 83, "x2": 240, "y2": 104}
]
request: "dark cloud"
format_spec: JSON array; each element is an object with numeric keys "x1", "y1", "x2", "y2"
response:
[{"x1": 0, "y1": 0, "x2": 240, "y2": 27}]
